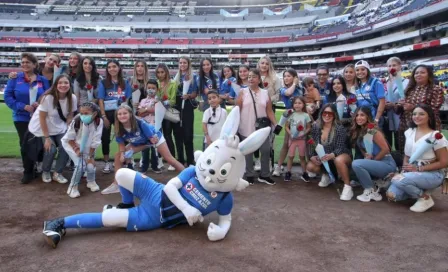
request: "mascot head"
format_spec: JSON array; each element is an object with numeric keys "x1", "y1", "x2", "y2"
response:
[{"x1": 194, "y1": 106, "x2": 271, "y2": 193}]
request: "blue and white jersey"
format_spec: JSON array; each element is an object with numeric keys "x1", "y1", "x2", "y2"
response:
[
  {"x1": 97, "y1": 80, "x2": 132, "y2": 111},
  {"x1": 178, "y1": 166, "x2": 233, "y2": 216},
  {"x1": 116, "y1": 118, "x2": 162, "y2": 146},
  {"x1": 280, "y1": 86, "x2": 303, "y2": 109},
  {"x1": 317, "y1": 81, "x2": 331, "y2": 105},
  {"x1": 220, "y1": 77, "x2": 237, "y2": 96},
  {"x1": 229, "y1": 83, "x2": 247, "y2": 99},
  {"x1": 355, "y1": 77, "x2": 385, "y2": 117},
  {"x1": 194, "y1": 73, "x2": 220, "y2": 101}
]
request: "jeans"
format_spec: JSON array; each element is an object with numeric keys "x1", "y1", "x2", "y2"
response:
[
  {"x1": 352, "y1": 155, "x2": 397, "y2": 189},
  {"x1": 141, "y1": 147, "x2": 158, "y2": 172},
  {"x1": 387, "y1": 170, "x2": 444, "y2": 201},
  {"x1": 66, "y1": 150, "x2": 96, "y2": 183},
  {"x1": 240, "y1": 133, "x2": 272, "y2": 178},
  {"x1": 41, "y1": 134, "x2": 69, "y2": 174}
]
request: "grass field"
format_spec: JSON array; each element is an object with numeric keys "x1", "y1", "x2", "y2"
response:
[{"x1": 0, "y1": 103, "x2": 287, "y2": 159}]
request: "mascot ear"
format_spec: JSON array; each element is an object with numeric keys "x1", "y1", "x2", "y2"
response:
[
  {"x1": 220, "y1": 106, "x2": 240, "y2": 139},
  {"x1": 238, "y1": 127, "x2": 271, "y2": 155},
  {"x1": 194, "y1": 151, "x2": 203, "y2": 163},
  {"x1": 235, "y1": 178, "x2": 249, "y2": 191}
]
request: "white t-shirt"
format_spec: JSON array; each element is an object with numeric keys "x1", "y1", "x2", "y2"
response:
[
  {"x1": 28, "y1": 94, "x2": 77, "y2": 137},
  {"x1": 202, "y1": 106, "x2": 227, "y2": 143},
  {"x1": 404, "y1": 128, "x2": 448, "y2": 163}
]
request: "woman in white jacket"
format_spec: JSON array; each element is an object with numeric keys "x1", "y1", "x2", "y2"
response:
[{"x1": 62, "y1": 102, "x2": 103, "y2": 198}]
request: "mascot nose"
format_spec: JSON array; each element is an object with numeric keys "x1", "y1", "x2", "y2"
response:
[{"x1": 209, "y1": 169, "x2": 215, "y2": 175}]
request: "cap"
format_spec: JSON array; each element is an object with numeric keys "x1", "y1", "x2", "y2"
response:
[{"x1": 355, "y1": 60, "x2": 370, "y2": 71}]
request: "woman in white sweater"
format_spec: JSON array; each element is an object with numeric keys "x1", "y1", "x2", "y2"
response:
[{"x1": 62, "y1": 102, "x2": 103, "y2": 198}]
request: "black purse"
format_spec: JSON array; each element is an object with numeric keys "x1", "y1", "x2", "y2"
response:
[{"x1": 248, "y1": 88, "x2": 270, "y2": 130}]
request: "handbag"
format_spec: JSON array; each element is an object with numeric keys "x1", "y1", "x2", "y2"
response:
[
  {"x1": 164, "y1": 107, "x2": 180, "y2": 123},
  {"x1": 248, "y1": 88, "x2": 270, "y2": 130}
]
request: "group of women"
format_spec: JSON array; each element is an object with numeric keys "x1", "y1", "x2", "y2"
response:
[{"x1": 4, "y1": 51, "x2": 447, "y2": 212}]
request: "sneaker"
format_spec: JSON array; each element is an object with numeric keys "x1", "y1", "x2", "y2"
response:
[
  {"x1": 308, "y1": 172, "x2": 317, "y2": 178},
  {"x1": 168, "y1": 165, "x2": 175, "y2": 171},
  {"x1": 246, "y1": 176, "x2": 255, "y2": 185},
  {"x1": 254, "y1": 159, "x2": 261, "y2": 172},
  {"x1": 102, "y1": 161, "x2": 111, "y2": 174},
  {"x1": 410, "y1": 196, "x2": 434, "y2": 213},
  {"x1": 103, "y1": 202, "x2": 135, "y2": 210},
  {"x1": 67, "y1": 184, "x2": 80, "y2": 198},
  {"x1": 53, "y1": 173, "x2": 68, "y2": 184},
  {"x1": 284, "y1": 171, "x2": 292, "y2": 182},
  {"x1": 318, "y1": 174, "x2": 331, "y2": 188},
  {"x1": 35, "y1": 162, "x2": 43, "y2": 174},
  {"x1": 21, "y1": 173, "x2": 34, "y2": 184},
  {"x1": 42, "y1": 171, "x2": 52, "y2": 183},
  {"x1": 258, "y1": 176, "x2": 276, "y2": 186},
  {"x1": 86, "y1": 181, "x2": 100, "y2": 192},
  {"x1": 42, "y1": 217, "x2": 66, "y2": 249},
  {"x1": 356, "y1": 188, "x2": 382, "y2": 202},
  {"x1": 300, "y1": 172, "x2": 310, "y2": 183},
  {"x1": 340, "y1": 185, "x2": 354, "y2": 201},
  {"x1": 272, "y1": 165, "x2": 282, "y2": 177},
  {"x1": 101, "y1": 182, "x2": 120, "y2": 195},
  {"x1": 151, "y1": 167, "x2": 162, "y2": 174},
  {"x1": 350, "y1": 180, "x2": 361, "y2": 187},
  {"x1": 158, "y1": 158, "x2": 164, "y2": 169}
]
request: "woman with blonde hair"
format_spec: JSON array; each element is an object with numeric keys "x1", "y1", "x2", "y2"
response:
[{"x1": 343, "y1": 64, "x2": 356, "y2": 94}]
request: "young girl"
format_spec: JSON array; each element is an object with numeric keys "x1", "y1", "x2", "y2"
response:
[
  {"x1": 229, "y1": 64, "x2": 249, "y2": 105},
  {"x1": 101, "y1": 105, "x2": 184, "y2": 194},
  {"x1": 138, "y1": 79, "x2": 161, "y2": 173},
  {"x1": 219, "y1": 65, "x2": 236, "y2": 107},
  {"x1": 74, "y1": 56, "x2": 101, "y2": 106},
  {"x1": 284, "y1": 96, "x2": 311, "y2": 182},
  {"x1": 202, "y1": 91, "x2": 227, "y2": 149},
  {"x1": 62, "y1": 102, "x2": 103, "y2": 198}
]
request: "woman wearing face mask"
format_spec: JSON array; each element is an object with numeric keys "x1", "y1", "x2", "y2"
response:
[
  {"x1": 9, "y1": 53, "x2": 62, "y2": 87},
  {"x1": 387, "y1": 104, "x2": 448, "y2": 212},
  {"x1": 383, "y1": 57, "x2": 409, "y2": 151},
  {"x1": 194, "y1": 58, "x2": 219, "y2": 112},
  {"x1": 68, "y1": 52, "x2": 82, "y2": 83},
  {"x1": 155, "y1": 63, "x2": 178, "y2": 171},
  {"x1": 237, "y1": 69, "x2": 278, "y2": 185},
  {"x1": 4, "y1": 53, "x2": 50, "y2": 183},
  {"x1": 98, "y1": 60, "x2": 132, "y2": 174},
  {"x1": 228, "y1": 64, "x2": 249, "y2": 105},
  {"x1": 395, "y1": 65, "x2": 443, "y2": 153},
  {"x1": 306, "y1": 104, "x2": 353, "y2": 201},
  {"x1": 343, "y1": 64, "x2": 356, "y2": 95},
  {"x1": 27, "y1": 74, "x2": 77, "y2": 184},
  {"x1": 351, "y1": 106, "x2": 396, "y2": 203},
  {"x1": 74, "y1": 56, "x2": 101, "y2": 107},
  {"x1": 62, "y1": 102, "x2": 103, "y2": 198},
  {"x1": 172, "y1": 56, "x2": 197, "y2": 167},
  {"x1": 354, "y1": 60, "x2": 386, "y2": 127}
]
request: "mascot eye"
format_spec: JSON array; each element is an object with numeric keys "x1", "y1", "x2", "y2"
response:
[
  {"x1": 205, "y1": 153, "x2": 215, "y2": 165},
  {"x1": 219, "y1": 163, "x2": 232, "y2": 177}
]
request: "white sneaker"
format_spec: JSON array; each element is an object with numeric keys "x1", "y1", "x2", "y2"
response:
[
  {"x1": 410, "y1": 196, "x2": 434, "y2": 213},
  {"x1": 67, "y1": 185, "x2": 80, "y2": 198},
  {"x1": 158, "y1": 158, "x2": 164, "y2": 169},
  {"x1": 102, "y1": 162, "x2": 111, "y2": 174},
  {"x1": 87, "y1": 181, "x2": 100, "y2": 192},
  {"x1": 308, "y1": 172, "x2": 317, "y2": 178},
  {"x1": 272, "y1": 165, "x2": 281, "y2": 177},
  {"x1": 42, "y1": 171, "x2": 52, "y2": 183},
  {"x1": 101, "y1": 182, "x2": 120, "y2": 195},
  {"x1": 168, "y1": 165, "x2": 175, "y2": 171},
  {"x1": 340, "y1": 185, "x2": 354, "y2": 201},
  {"x1": 36, "y1": 162, "x2": 43, "y2": 174},
  {"x1": 356, "y1": 188, "x2": 382, "y2": 202},
  {"x1": 53, "y1": 173, "x2": 68, "y2": 184},
  {"x1": 318, "y1": 174, "x2": 331, "y2": 187},
  {"x1": 254, "y1": 159, "x2": 261, "y2": 172}
]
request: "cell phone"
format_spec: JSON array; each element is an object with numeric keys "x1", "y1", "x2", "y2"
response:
[{"x1": 273, "y1": 125, "x2": 283, "y2": 135}]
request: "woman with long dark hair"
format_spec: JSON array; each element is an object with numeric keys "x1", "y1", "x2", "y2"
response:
[
  {"x1": 387, "y1": 104, "x2": 448, "y2": 212},
  {"x1": 327, "y1": 75, "x2": 356, "y2": 129},
  {"x1": 68, "y1": 52, "x2": 82, "y2": 83},
  {"x1": 194, "y1": 58, "x2": 219, "y2": 111},
  {"x1": 74, "y1": 56, "x2": 101, "y2": 106}
]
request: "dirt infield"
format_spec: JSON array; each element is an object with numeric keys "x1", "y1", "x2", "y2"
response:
[{"x1": 0, "y1": 158, "x2": 447, "y2": 272}]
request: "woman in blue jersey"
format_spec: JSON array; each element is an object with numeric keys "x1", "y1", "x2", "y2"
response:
[
  {"x1": 194, "y1": 58, "x2": 220, "y2": 111},
  {"x1": 101, "y1": 105, "x2": 185, "y2": 194},
  {"x1": 219, "y1": 65, "x2": 236, "y2": 107},
  {"x1": 97, "y1": 60, "x2": 132, "y2": 174},
  {"x1": 272, "y1": 69, "x2": 304, "y2": 178},
  {"x1": 4, "y1": 53, "x2": 50, "y2": 183},
  {"x1": 228, "y1": 64, "x2": 249, "y2": 105},
  {"x1": 354, "y1": 60, "x2": 386, "y2": 127}
]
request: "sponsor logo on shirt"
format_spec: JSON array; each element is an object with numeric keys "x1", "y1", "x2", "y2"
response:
[{"x1": 186, "y1": 182, "x2": 212, "y2": 209}]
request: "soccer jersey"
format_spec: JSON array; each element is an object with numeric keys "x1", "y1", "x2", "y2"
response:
[
  {"x1": 115, "y1": 118, "x2": 162, "y2": 146},
  {"x1": 355, "y1": 77, "x2": 385, "y2": 117},
  {"x1": 280, "y1": 86, "x2": 304, "y2": 109}
]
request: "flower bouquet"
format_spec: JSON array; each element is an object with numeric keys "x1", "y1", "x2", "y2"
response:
[
  {"x1": 347, "y1": 97, "x2": 357, "y2": 113},
  {"x1": 363, "y1": 123, "x2": 376, "y2": 155},
  {"x1": 409, "y1": 132, "x2": 443, "y2": 164},
  {"x1": 292, "y1": 123, "x2": 304, "y2": 139},
  {"x1": 389, "y1": 68, "x2": 405, "y2": 99},
  {"x1": 279, "y1": 109, "x2": 294, "y2": 127},
  {"x1": 131, "y1": 84, "x2": 141, "y2": 114},
  {"x1": 336, "y1": 94, "x2": 346, "y2": 119},
  {"x1": 310, "y1": 138, "x2": 336, "y2": 182},
  {"x1": 86, "y1": 84, "x2": 94, "y2": 102}
]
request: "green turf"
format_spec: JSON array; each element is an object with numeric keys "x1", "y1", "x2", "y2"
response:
[{"x1": 0, "y1": 103, "x2": 287, "y2": 159}]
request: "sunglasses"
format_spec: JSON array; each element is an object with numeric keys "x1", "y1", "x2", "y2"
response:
[{"x1": 322, "y1": 111, "x2": 334, "y2": 117}]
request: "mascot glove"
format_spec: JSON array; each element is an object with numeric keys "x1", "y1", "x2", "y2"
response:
[
  {"x1": 181, "y1": 205, "x2": 204, "y2": 226},
  {"x1": 207, "y1": 223, "x2": 226, "y2": 241}
]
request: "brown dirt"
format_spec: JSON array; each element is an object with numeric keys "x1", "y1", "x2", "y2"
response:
[{"x1": 0, "y1": 158, "x2": 447, "y2": 272}]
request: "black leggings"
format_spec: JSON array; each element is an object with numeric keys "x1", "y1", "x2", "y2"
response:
[
  {"x1": 101, "y1": 110, "x2": 116, "y2": 157},
  {"x1": 173, "y1": 101, "x2": 195, "y2": 165},
  {"x1": 15, "y1": 122, "x2": 33, "y2": 174},
  {"x1": 162, "y1": 119, "x2": 176, "y2": 158}
]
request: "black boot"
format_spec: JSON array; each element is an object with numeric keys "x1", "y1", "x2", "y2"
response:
[
  {"x1": 21, "y1": 172, "x2": 34, "y2": 184},
  {"x1": 42, "y1": 217, "x2": 66, "y2": 249}
]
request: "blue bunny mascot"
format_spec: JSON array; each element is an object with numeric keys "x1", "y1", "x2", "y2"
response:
[{"x1": 42, "y1": 106, "x2": 271, "y2": 248}]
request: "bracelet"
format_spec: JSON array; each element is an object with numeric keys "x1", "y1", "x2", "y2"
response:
[{"x1": 102, "y1": 114, "x2": 106, "y2": 117}]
